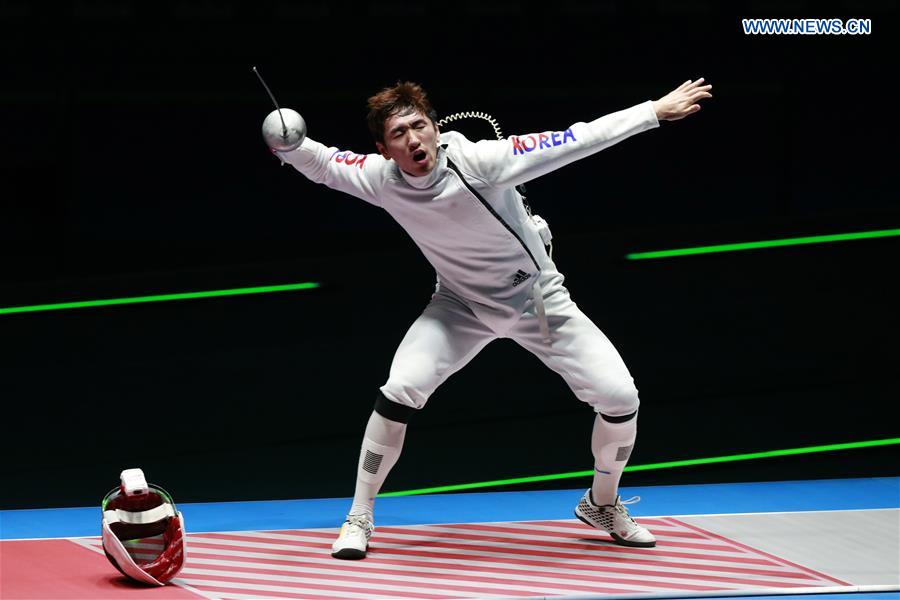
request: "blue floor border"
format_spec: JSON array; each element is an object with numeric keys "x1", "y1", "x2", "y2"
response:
[{"x1": 1, "y1": 476, "x2": 897, "y2": 541}]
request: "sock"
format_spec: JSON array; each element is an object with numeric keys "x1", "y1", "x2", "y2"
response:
[
  {"x1": 590, "y1": 411, "x2": 637, "y2": 506},
  {"x1": 347, "y1": 411, "x2": 407, "y2": 520}
]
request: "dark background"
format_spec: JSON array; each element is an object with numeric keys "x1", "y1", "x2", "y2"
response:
[{"x1": 1, "y1": 1, "x2": 897, "y2": 510}]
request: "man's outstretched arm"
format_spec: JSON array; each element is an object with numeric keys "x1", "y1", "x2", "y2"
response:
[
  {"x1": 260, "y1": 109, "x2": 387, "y2": 207},
  {"x1": 464, "y1": 78, "x2": 713, "y2": 189},
  {"x1": 273, "y1": 138, "x2": 387, "y2": 207}
]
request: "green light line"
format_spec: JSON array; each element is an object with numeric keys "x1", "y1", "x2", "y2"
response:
[
  {"x1": 0, "y1": 282, "x2": 321, "y2": 315},
  {"x1": 625, "y1": 228, "x2": 900, "y2": 260},
  {"x1": 378, "y1": 437, "x2": 900, "y2": 497}
]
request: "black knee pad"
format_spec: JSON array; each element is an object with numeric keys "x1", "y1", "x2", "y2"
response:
[
  {"x1": 600, "y1": 410, "x2": 637, "y2": 424},
  {"x1": 374, "y1": 391, "x2": 418, "y2": 424}
]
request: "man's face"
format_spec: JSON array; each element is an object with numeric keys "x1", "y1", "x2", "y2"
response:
[{"x1": 376, "y1": 109, "x2": 440, "y2": 177}]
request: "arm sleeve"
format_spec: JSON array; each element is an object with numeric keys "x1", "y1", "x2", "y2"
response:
[
  {"x1": 275, "y1": 137, "x2": 385, "y2": 207},
  {"x1": 466, "y1": 100, "x2": 659, "y2": 189}
]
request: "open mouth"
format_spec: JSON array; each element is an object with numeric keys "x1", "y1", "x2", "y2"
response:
[{"x1": 412, "y1": 149, "x2": 427, "y2": 163}]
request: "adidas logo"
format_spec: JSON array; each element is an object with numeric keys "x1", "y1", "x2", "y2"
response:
[{"x1": 512, "y1": 269, "x2": 532, "y2": 287}]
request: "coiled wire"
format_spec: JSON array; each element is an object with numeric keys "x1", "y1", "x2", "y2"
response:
[{"x1": 437, "y1": 111, "x2": 505, "y2": 141}]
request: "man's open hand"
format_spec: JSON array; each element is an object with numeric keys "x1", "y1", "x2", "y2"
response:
[{"x1": 653, "y1": 78, "x2": 713, "y2": 121}]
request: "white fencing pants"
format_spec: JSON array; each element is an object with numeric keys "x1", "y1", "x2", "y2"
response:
[{"x1": 380, "y1": 269, "x2": 640, "y2": 417}]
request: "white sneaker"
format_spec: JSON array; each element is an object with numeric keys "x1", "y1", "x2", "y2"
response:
[
  {"x1": 574, "y1": 491, "x2": 656, "y2": 547},
  {"x1": 331, "y1": 514, "x2": 374, "y2": 560}
]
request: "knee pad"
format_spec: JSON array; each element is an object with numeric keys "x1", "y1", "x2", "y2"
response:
[{"x1": 374, "y1": 391, "x2": 418, "y2": 424}]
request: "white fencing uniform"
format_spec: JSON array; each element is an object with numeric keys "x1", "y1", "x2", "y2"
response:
[{"x1": 277, "y1": 101, "x2": 659, "y2": 416}]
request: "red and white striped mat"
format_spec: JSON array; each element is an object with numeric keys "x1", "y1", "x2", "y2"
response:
[{"x1": 72, "y1": 516, "x2": 850, "y2": 599}]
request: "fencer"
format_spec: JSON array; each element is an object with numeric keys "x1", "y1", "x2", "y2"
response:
[{"x1": 263, "y1": 78, "x2": 712, "y2": 559}]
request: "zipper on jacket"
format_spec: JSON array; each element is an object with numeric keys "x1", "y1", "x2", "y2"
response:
[{"x1": 445, "y1": 156, "x2": 540, "y2": 272}]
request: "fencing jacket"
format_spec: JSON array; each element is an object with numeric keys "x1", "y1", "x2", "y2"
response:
[{"x1": 277, "y1": 100, "x2": 659, "y2": 335}]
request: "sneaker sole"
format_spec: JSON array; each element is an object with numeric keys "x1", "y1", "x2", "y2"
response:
[
  {"x1": 331, "y1": 545, "x2": 368, "y2": 560},
  {"x1": 575, "y1": 510, "x2": 656, "y2": 548},
  {"x1": 610, "y1": 532, "x2": 656, "y2": 548}
]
